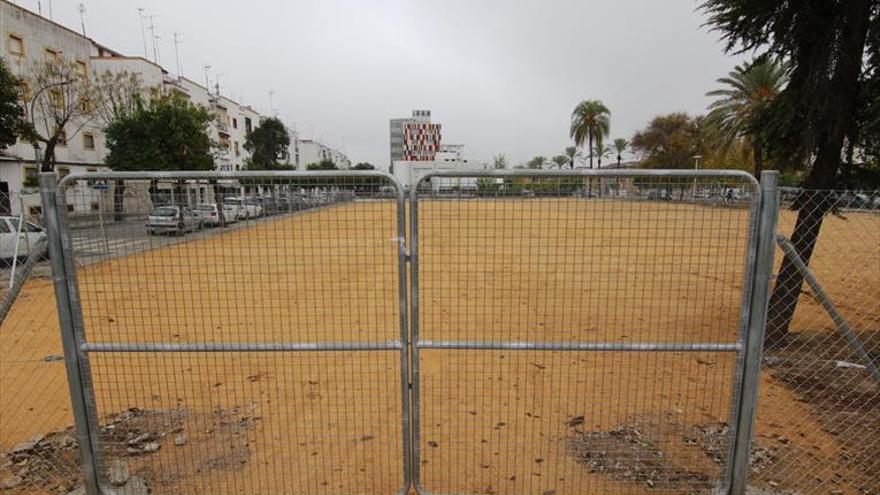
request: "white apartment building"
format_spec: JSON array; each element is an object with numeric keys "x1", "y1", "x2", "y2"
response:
[
  {"x1": 293, "y1": 138, "x2": 350, "y2": 170},
  {"x1": 0, "y1": 0, "x2": 339, "y2": 215}
]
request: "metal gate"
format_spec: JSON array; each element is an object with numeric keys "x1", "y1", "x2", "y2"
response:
[
  {"x1": 41, "y1": 171, "x2": 412, "y2": 495},
  {"x1": 39, "y1": 169, "x2": 779, "y2": 495},
  {"x1": 409, "y1": 169, "x2": 778, "y2": 495}
]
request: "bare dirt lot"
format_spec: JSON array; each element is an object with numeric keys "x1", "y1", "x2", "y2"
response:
[{"x1": 0, "y1": 199, "x2": 877, "y2": 495}]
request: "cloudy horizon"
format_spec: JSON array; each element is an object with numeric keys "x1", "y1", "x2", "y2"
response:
[{"x1": 10, "y1": 0, "x2": 748, "y2": 168}]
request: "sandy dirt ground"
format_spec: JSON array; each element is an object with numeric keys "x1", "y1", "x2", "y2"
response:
[{"x1": 0, "y1": 198, "x2": 877, "y2": 495}]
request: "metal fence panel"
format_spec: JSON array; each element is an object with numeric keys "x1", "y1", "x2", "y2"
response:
[
  {"x1": 49, "y1": 171, "x2": 410, "y2": 495},
  {"x1": 751, "y1": 189, "x2": 880, "y2": 495},
  {"x1": 410, "y1": 170, "x2": 765, "y2": 495}
]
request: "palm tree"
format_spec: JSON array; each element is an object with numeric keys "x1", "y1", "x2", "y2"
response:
[
  {"x1": 570, "y1": 100, "x2": 611, "y2": 169},
  {"x1": 551, "y1": 155, "x2": 569, "y2": 169},
  {"x1": 564, "y1": 146, "x2": 580, "y2": 169},
  {"x1": 706, "y1": 59, "x2": 788, "y2": 177},
  {"x1": 592, "y1": 136, "x2": 612, "y2": 168},
  {"x1": 612, "y1": 138, "x2": 629, "y2": 168},
  {"x1": 527, "y1": 156, "x2": 546, "y2": 169}
]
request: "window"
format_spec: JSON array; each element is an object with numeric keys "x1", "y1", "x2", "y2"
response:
[
  {"x1": 44, "y1": 48, "x2": 61, "y2": 64},
  {"x1": 83, "y1": 133, "x2": 95, "y2": 150},
  {"x1": 234, "y1": 141, "x2": 240, "y2": 156},
  {"x1": 57, "y1": 167, "x2": 71, "y2": 180},
  {"x1": 7, "y1": 34, "x2": 24, "y2": 56},
  {"x1": 232, "y1": 118, "x2": 238, "y2": 129},
  {"x1": 0, "y1": 220, "x2": 9, "y2": 234},
  {"x1": 28, "y1": 206, "x2": 42, "y2": 216},
  {"x1": 79, "y1": 95, "x2": 92, "y2": 113},
  {"x1": 57, "y1": 130, "x2": 67, "y2": 146},
  {"x1": 75, "y1": 60, "x2": 88, "y2": 79},
  {"x1": 245, "y1": 117, "x2": 252, "y2": 134},
  {"x1": 22, "y1": 165, "x2": 38, "y2": 188}
]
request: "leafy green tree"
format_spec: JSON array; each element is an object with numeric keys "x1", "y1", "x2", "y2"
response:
[
  {"x1": 564, "y1": 146, "x2": 580, "y2": 169},
  {"x1": 526, "y1": 156, "x2": 546, "y2": 169},
  {"x1": 570, "y1": 100, "x2": 610, "y2": 169},
  {"x1": 353, "y1": 162, "x2": 375, "y2": 170},
  {"x1": 551, "y1": 155, "x2": 569, "y2": 169},
  {"x1": 104, "y1": 93, "x2": 215, "y2": 220},
  {"x1": 306, "y1": 159, "x2": 337, "y2": 170},
  {"x1": 706, "y1": 58, "x2": 788, "y2": 177},
  {"x1": 631, "y1": 113, "x2": 703, "y2": 168},
  {"x1": 244, "y1": 116, "x2": 290, "y2": 170},
  {"x1": 702, "y1": 0, "x2": 877, "y2": 346},
  {"x1": 0, "y1": 58, "x2": 31, "y2": 149},
  {"x1": 612, "y1": 138, "x2": 629, "y2": 168}
]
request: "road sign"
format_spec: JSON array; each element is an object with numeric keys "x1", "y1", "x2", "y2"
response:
[{"x1": 93, "y1": 180, "x2": 109, "y2": 191}]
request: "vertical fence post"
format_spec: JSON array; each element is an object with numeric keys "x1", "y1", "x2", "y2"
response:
[
  {"x1": 39, "y1": 172, "x2": 102, "y2": 495},
  {"x1": 729, "y1": 170, "x2": 779, "y2": 494}
]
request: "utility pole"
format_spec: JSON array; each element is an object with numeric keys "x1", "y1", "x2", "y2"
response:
[
  {"x1": 268, "y1": 90, "x2": 274, "y2": 115},
  {"x1": 77, "y1": 3, "x2": 87, "y2": 36},
  {"x1": 214, "y1": 74, "x2": 222, "y2": 96},
  {"x1": 173, "y1": 32, "x2": 183, "y2": 78},
  {"x1": 137, "y1": 8, "x2": 148, "y2": 58}
]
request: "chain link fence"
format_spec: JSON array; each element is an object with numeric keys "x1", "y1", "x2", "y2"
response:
[
  {"x1": 1, "y1": 177, "x2": 878, "y2": 495},
  {"x1": 751, "y1": 189, "x2": 879, "y2": 495}
]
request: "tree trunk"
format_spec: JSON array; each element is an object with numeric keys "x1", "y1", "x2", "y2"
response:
[
  {"x1": 40, "y1": 141, "x2": 56, "y2": 173},
  {"x1": 764, "y1": 0, "x2": 870, "y2": 347},
  {"x1": 113, "y1": 179, "x2": 126, "y2": 222},
  {"x1": 617, "y1": 154, "x2": 622, "y2": 168},
  {"x1": 753, "y1": 143, "x2": 764, "y2": 178},
  {"x1": 588, "y1": 133, "x2": 594, "y2": 169},
  {"x1": 210, "y1": 179, "x2": 226, "y2": 228}
]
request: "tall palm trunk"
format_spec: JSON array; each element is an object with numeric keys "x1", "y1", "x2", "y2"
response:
[
  {"x1": 765, "y1": 0, "x2": 870, "y2": 347},
  {"x1": 752, "y1": 142, "x2": 764, "y2": 178},
  {"x1": 588, "y1": 132, "x2": 594, "y2": 169},
  {"x1": 616, "y1": 154, "x2": 622, "y2": 168}
]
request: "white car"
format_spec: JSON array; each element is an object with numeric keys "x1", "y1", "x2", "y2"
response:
[
  {"x1": 0, "y1": 216, "x2": 48, "y2": 262},
  {"x1": 146, "y1": 206, "x2": 201, "y2": 235},
  {"x1": 224, "y1": 197, "x2": 263, "y2": 219},
  {"x1": 193, "y1": 203, "x2": 238, "y2": 226}
]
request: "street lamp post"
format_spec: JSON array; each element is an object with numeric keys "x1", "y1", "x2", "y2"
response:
[{"x1": 692, "y1": 154, "x2": 702, "y2": 199}]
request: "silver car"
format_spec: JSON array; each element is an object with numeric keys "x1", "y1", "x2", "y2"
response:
[
  {"x1": 193, "y1": 203, "x2": 238, "y2": 226},
  {"x1": 146, "y1": 206, "x2": 201, "y2": 235},
  {"x1": 0, "y1": 216, "x2": 48, "y2": 262}
]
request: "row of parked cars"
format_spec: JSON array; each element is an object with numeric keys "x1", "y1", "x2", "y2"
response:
[{"x1": 145, "y1": 193, "x2": 340, "y2": 235}]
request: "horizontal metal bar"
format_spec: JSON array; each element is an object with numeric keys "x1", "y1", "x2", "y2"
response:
[
  {"x1": 82, "y1": 341, "x2": 403, "y2": 353},
  {"x1": 417, "y1": 168, "x2": 760, "y2": 189},
  {"x1": 416, "y1": 340, "x2": 741, "y2": 352}
]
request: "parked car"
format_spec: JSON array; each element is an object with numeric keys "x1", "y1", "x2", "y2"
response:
[
  {"x1": 146, "y1": 206, "x2": 201, "y2": 235},
  {"x1": 254, "y1": 196, "x2": 279, "y2": 216},
  {"x1": 223, "y1": 197, "x2": 263, "y2": 219},
  {"x1": 0, "y1": 216, "x2": 48, "y2": 263},
  {"x1": 193, "y1": 203, "x2": 238, "y2": 226}
]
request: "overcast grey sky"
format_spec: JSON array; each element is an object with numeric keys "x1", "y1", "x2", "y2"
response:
[{"x1": 15, "y1": 0, "x2": 746, "y2": 168}]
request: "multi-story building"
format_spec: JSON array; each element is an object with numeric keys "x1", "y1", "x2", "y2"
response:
[
  {"x1": 294, "y1": 138, "x2": 350, "y2": 170},
  {"x1": 389, "y1": 109, "x2": 441, "y2": 165},
  {"x1": 0, "y1": 0, "x2": 347, "y2": 214}
]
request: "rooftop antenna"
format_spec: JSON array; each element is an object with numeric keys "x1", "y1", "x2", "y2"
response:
[
  {"x1": 77, "y1": 3, "x2": 87, "y2": 36},
  {"x1": 148, "y1": 15, "x2": 159, "y2": 63},
  {"x1": 214, "y1": 74, "x2": 223, "y2": 96},
  {"x1": 47, "y1": 0, "x2": 53, "y2": 20},
  {"x1": 202, "y1": 64, "x2": 212, "y2": 92},
  {"x1": 37, "y1": 1, "x2": 42, "y2": 15},
  {"x1": 137, "y1": 8, "x2": 148, "y2": 58},
  {"x1": 173, "y1": 32, "x2": 183, "y2": 78}
]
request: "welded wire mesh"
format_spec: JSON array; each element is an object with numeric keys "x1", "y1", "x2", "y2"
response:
[
  {"x1": 412, "y1": 173, "x2": 759, "y2": 495},
  {"x1": 53, "y1": 173, "x2": 407, "y2": 494},
  {"x1": 751, "y1": 189, "x2": 880, "y2": 495},
  {"x1": 0, "y1": 190, "x2": 83, "y2": 495}
]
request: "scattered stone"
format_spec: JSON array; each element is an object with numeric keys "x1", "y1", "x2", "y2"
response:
[
  {"x1": 118, "y1": 475, "x2": 148, "y2": 495},
  {"x1": 567, "y1": 416, "x2": 585, "y2": 428},
  {"x1": 427, "y1": 441, "x2": 439, "y2": 448},
  {"x1": 174, "y1": 434, "x2": 187, "y2": 446},
  {"x1": 11, "y1": 433, "x2": 45, "y2": 454},
  {"x1": 126, "y1": 433, "x2": 155, "y2": 446},
  {"x1": 142, "y1": 442, "x2": 161, "y2": 453},
  {"x1": 1, "y1": 475, "x2": 23, "y2": 489},
  {"x1": 108, "y1": 459, "x2": 131, "y2": 486},
  {"x1": 43, "y1": 354, "x2": 64, "y2": 362},
  {"x1": 359, "y1": 435, "x2": 374, "y2": 442}
]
